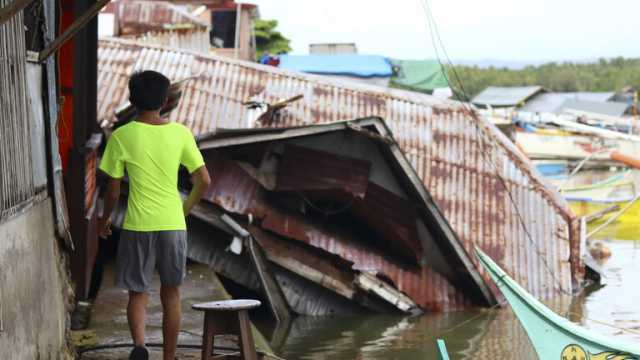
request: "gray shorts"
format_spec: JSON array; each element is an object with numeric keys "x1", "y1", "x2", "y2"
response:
[{"x1": 116, "y1": 230, "x2": 187, "y2": 293}]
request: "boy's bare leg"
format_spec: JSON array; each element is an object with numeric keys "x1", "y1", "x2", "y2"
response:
[
  {"x1": 160, "y1": 285, "x2": 181, "y2": 360},
  {"x1": 128, "y1": 291, "x2": 149, "y2": 346}
]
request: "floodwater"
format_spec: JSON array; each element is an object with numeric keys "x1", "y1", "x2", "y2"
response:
[
  {"x1": 83, "y1": 239, "x2": 640, "y2": 359},
  {"x1": 268, "y1": 239, "x2": 640, "y2": 360}
]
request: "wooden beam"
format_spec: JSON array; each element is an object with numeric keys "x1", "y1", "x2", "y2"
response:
[
  {"x1": 355, "y1": 272, "x2": 418, "y2": 313},
  {"x1": 37, "y1": 0, "x2": 111, "y2": 63},
  {"x1": 246, "y1": 236, "x2": 291, "y2": 323},
  {"x1": 0, "y1": 0, "x2": 34, "y2": 26}
]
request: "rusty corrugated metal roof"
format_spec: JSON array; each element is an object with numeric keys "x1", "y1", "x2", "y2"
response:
[
  {"x1": 126, "y1": 29, "x2": 210, "y2": 53},
  {"x1": 97, "y1": 38, "x2": 582, "y2": 308},
  {"x1": 200, "y1": 136, "x2": 486, "y2": 311},
  {"x1": 115, "y1": 0, "x2": 208, "y2": 35}
]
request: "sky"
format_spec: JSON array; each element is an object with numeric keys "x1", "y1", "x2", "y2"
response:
[{"x1": 249, "y1": 0, "x2": 640, "y2": 63}]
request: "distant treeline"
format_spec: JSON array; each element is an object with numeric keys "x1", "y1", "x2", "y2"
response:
[{"x1": 445, "y1": 57, "x2": 640, "y2": 99}]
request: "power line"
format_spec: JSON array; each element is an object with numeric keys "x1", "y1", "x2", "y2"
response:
[{"x1": 420, "y1": 0, "x2": 572, "y2": 295}]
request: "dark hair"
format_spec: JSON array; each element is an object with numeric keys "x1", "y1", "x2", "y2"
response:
[{"x1": 128, "y1": 70, "x2": 170, "y2": 112}]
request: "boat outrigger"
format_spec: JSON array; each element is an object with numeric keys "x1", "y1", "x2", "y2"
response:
[
  {"x1": 475, "y1": 247, "x2": 640, "y2": 360},
  {"x1": 437, "y1": 339, "x2": 450, "y2": 360}
]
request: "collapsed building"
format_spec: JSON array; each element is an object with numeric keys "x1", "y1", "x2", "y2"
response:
[{"x1": 97, "y1": 37, "x2": 584, "y2": 315}]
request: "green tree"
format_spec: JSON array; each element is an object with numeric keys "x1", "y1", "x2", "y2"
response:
[
  {"x1": 444, "y1": 58, "x2": 640, "y2": 98},
  {"x1": 254, "y1": 19, "x2": 291, "y2": 60}
]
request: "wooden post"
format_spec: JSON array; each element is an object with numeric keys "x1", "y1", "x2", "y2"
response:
[
  {"x1": 201, "y1": 312, "x2": 214, "y2": 360},
  {"x1": 237, "y1": 310, "x2": 257, "y2": 360}
]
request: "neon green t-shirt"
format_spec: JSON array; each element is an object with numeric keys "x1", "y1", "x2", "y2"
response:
[{"x1": 99, "y1": 121, "x2": 205, "y2": 231}]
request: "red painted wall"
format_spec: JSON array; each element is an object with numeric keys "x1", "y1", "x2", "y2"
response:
[{"x1": 58, "y1": 0, "x2": 75, "y2": 171}]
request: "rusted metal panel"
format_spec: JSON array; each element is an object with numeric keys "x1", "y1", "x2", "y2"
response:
[
  {"x1": 84, "y1": 151, "x2": 98, "y2": 214},
  {"x1": 97, "y1": 38, "x2": 580, "y2": 308},
  {"x1": 114, "y1": 0, "x2": 207, "y2": 35},
  {"x1": 352, "y1": 182, "x2": 421, "y2": 262},
  {"x1": 260, "y1": 208, "x2": 469, "y2": 312},
  {"x1": 201, "y1": 151, "x2": 268, "y2": 217},
  {"x1": 126, "y1": 29, "x2": 210, "y2": 53},
  {"x1": 276, "y1": 144, "x2": 371, "y2": 200},
  {"x1": 250, "y1": 225, "x2": 357, "y2": 299},
  {"x1": 0, "y1": 3, "x2": 35, "y2": 215}
]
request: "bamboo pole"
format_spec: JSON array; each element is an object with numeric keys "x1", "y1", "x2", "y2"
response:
[
  {"x1": 587, "y1": 194, "x2": 640, "y2": 239},
  {"x1": 559, "y1": 150, "x2": 608, "y2": 191},
  {"x1": 585, "y1": 204, "x2": 621, "y2": 224}
]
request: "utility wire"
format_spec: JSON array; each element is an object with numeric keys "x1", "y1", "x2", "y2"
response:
[{"x1": 420, "y1": 0, "x2": 572, "y2": 295}]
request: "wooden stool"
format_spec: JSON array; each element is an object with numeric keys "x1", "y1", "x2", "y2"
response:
[{"x1": 192, "y1": 299, "x2": 261, "y2": 360}]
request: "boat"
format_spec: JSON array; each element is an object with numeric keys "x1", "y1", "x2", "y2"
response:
[
  {"x1": 516, "y1": 130, "x2": 640, "y2": 162},
  {"x1": 475, "y1": 247, "x2": 640, "y2": 360},
  {"x1": 437, "y1": 339, "x2": 450, "y2": 360},
  {"x1": 555, "y1": 170, "x2": 640, "y2": 240}
]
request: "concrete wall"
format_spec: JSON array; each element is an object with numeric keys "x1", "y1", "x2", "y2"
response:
[{"x1": 0, "y1": 199, "x2": 70, "y2": 359}]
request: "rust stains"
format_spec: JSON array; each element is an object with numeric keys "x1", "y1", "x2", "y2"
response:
[
  {"x1": 275, "y1": 144, "x2": 371, "y2": 200},
  {"x1": 98, "y1": 38, "x2": 581, "y2": 306}
]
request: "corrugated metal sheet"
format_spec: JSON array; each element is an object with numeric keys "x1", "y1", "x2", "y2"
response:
[
  {"x1": 520, "y1": 92, "x2": 617, "y2": 114},
  {"x1": 127, "y1": 29, "x2": 210, "y2": 53},
  {"x1": 115, "y1": 0, "x2": 208, "y2": 35},
  {"x1": 560, "y1": 99, "x2": 629, "y2": 117},
  {"x1": 0, "y1": 2, "x2": 36, "y2": 216},
  {"x1": 351, "y1": 182, "x2": 421, "y2": 262},
  {"x1": 260, "y1": 207, "x2": 467, "y2": 312},
  {"x1": 97, "y1": 38, "x2": 581, "y2": 308},
  {"x1": 276, "y1": 144, "x2": 371, "y2": 199},
  {"x1": 471, "y1": 86, "x2": 544, "y2": 107}
]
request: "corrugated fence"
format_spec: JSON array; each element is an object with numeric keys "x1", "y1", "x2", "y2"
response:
[
  {"x1": 97, "y1": 38, "x2": 581, "y2": 309},
  {"x1": 0, "y1": 2, "x2": 35, "y2": 217}
]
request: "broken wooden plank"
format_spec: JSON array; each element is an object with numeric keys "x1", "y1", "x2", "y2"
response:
[
  {"x1": 247, "y1": 236, "x2": 292, "y2": 323},
  {"x1": 187, "y1": 220, "x2": 365, "y2": 316},
  {"x1": 219, "y1": 214, "x2": 292, "y2": 323},
  {"x1": 355, "y1": 272, "x2": 420, "y2": 314},
  {"x1": 266, "y1": 254, "x2": 355, "y2": 300}
]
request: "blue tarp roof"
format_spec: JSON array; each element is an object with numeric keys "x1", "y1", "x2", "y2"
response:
[{"x1": 278, "y1": 55, "x2": 393, "y2": 78}]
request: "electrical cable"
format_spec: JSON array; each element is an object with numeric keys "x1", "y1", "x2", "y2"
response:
[
  {"x1": 420, "y1": 0, "x2": 573, "y2": 295},
  {"x1": 77, "y1": 342, "x2": 286, "y2": 360}
]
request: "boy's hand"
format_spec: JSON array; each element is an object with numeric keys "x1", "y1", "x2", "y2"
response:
[{"x1": 98, "y1": 216, "x2": 112, "y2": 238}]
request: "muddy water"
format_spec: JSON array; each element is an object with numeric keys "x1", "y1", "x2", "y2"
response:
[
  {"x1": 84, "y1": 240, "x2": 640, "y2": 359},
  {"x1": 270, "y1": 240, "x2": 640, "y2": 359}
]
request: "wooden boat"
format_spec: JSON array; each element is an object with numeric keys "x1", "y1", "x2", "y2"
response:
[
  {"x1": 558, "y1": 170, "x2": 640, "y2": 240},
  {"x1": 516, "y1": 131, "x2": 640, "y2": 162},
  {"x1": 475, "y1": 247, "x2": 640, "y2": 359}
]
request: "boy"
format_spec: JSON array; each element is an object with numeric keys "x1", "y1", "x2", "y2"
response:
[{"x1": 98, "y1": 70, "x2": 211, "y2": 360}]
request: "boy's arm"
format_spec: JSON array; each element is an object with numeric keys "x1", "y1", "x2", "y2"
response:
[
  {"x1": 183, "y1": 165, "x2": 211, "y2": 216},
  {"x1": 98, "y1": 177, "x2": 121, "y2": 238}
]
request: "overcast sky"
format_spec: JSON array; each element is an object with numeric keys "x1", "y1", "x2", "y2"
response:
[{"x1": 250, "y1": 0, "x2": 640, "y2": 62}]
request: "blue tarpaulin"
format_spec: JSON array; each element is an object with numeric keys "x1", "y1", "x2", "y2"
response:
[{"x1": 278, "y1": 54, "x2": 393, "y2": 78}]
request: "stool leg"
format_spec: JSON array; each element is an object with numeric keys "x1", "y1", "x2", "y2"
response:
[
  {"x1": 237, "y1": 310, "x2": 257, "y2": 360},
  {"x1": 202, "y1": 312, "x2": 215, "y2": 360}
]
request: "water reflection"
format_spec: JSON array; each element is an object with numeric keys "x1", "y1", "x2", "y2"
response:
[
  {"x1": 269, "y1": 311, "x2": 500, "y2": 359},
  {"x1": 272, "y1": 240, "x2": 640, "y2": 359}
]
